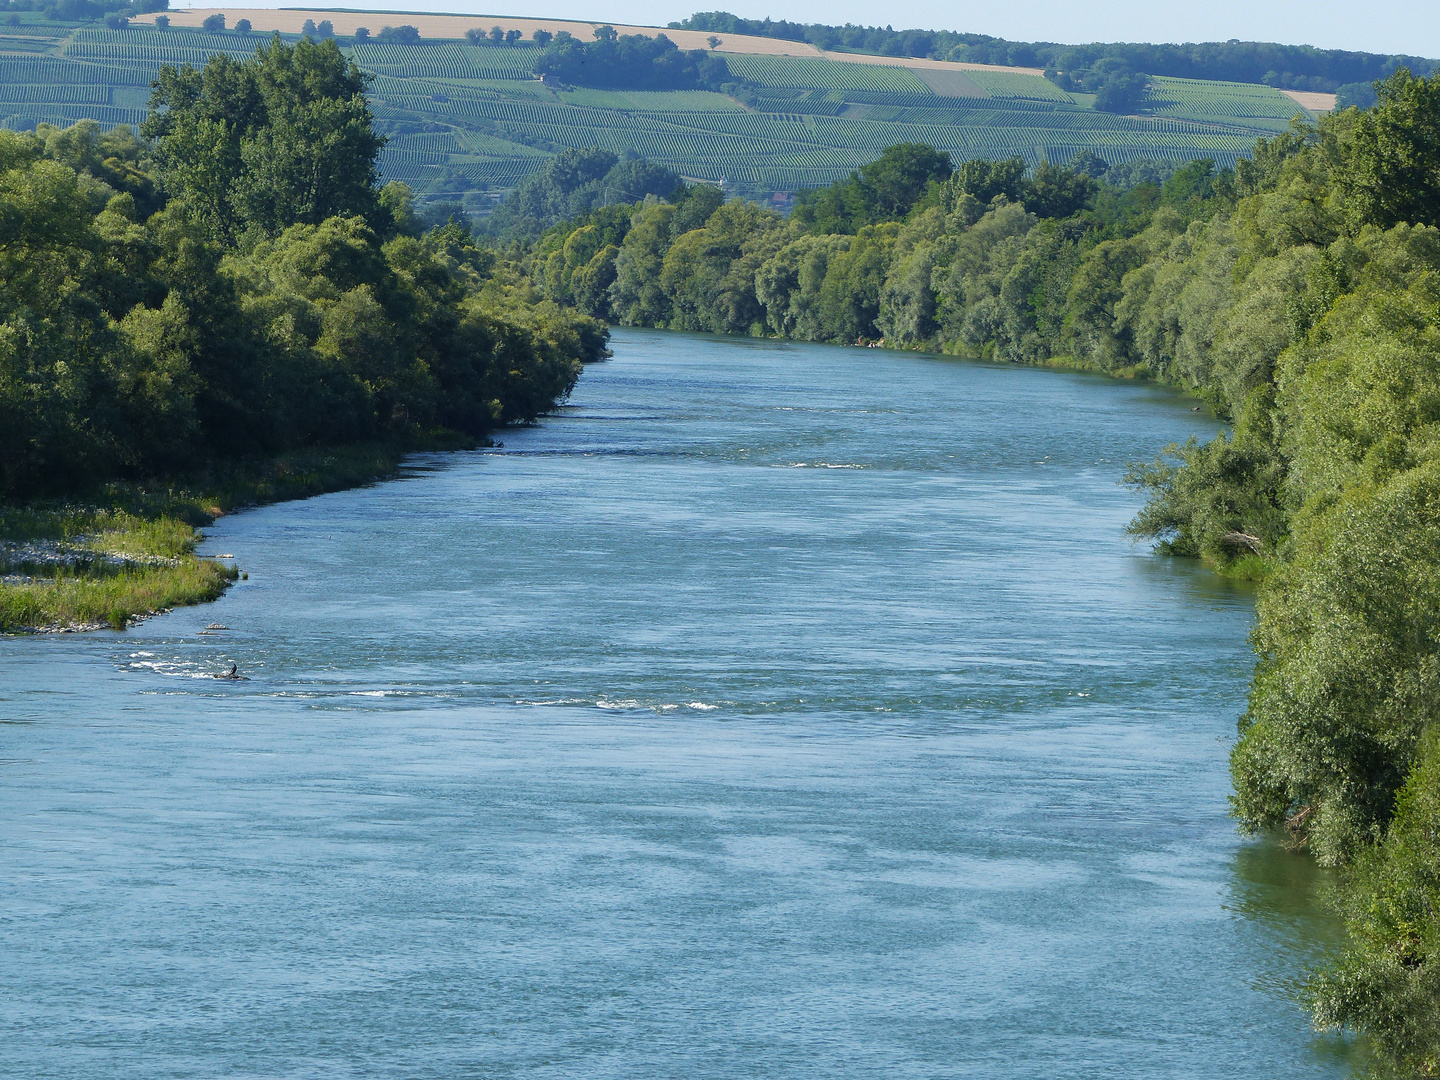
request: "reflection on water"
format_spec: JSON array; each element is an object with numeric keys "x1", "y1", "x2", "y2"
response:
[
  {"x1": 1228, "y1": 842, "x2": 1367, "y2": 1071},
  {"x1": 0, "y1": 330, "x2": 1356, "y2": 1078}
]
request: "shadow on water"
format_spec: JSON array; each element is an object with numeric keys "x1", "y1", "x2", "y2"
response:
[
  {"x1": 1126, "y1": 548, "x2": 1260, "y2": 616},
  {"x1": 1228, "y1": 839, "x2": 1370, "y2": 1073}
]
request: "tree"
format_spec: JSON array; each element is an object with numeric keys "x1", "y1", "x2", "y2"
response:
[
  {"x1": 707, "y1": 35, "x2": 721, "y2": 49},
  {"x1": 1338, "y1": 69, "x2": 1440, "y2": 230},
  {"x1": 794, "y1": 143, "x2": 951, "y2": 233},
  {"x1": 1335, "y1": 80, "x2": 1378, "y2": 110},
  {"x1": 1024, "y1": 161, "x2": 1097, "y2": 218},
  {"x1": 202, "y1": 11, "x2": 224, "y2": 31},
  {"x1": 354, "y1": 26, "x2": 369, "y2": 40},
  {"x1": 1069, "y1": 149, "x2": 1110, "y2": 179},
  {"x1": 378, "y1": 25, "x2": 419, "y2": 44},
  {"x1": 317, "y1": 20, "x2": 333, "y2": 38},
  {"x1": 949, "y1": 156, "x2": 1026, "y2": 205},
  {"x1": 1093, "y1": 71, "x2": 1149, "y2": 113},
  {"x1": 489, "y1": 25, "x2": 503, "y2": 43},
  {"x1": 859, "y1": 143, "x2": 951, "y2": 218},
  {"x1": 535, "y1": 31, "x2": 729, "y2": 91},
  {"x1": 505, "y1": 29, "x2": 521, "y2": 44},
  {"x1": 235, "y1": 18, "x2": 251, "y2": 33},
  {"x1": 143, "y1": 37, "x2": 384, "y2": 242},
  {"x1": 300, "y1": 18, "x2": 315, "y2": 35},
  {"x1": 532, "y1": 29, "x2": 552, "y2": 46},
  {"x1": 154, "y1": 15, "x2": 168, "y2": 28}
]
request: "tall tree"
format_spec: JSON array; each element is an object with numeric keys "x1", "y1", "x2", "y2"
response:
[
  {"x1": 143, "y1": 36, "x2": 385, "y2": 242},
  {"x1": 1339, "y1": 69, "x2": 1440, "y2": 231}
]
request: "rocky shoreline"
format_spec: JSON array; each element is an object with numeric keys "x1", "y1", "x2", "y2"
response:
[{"x1": 0, "y1": 539, "x2": 183, "y2": 584}]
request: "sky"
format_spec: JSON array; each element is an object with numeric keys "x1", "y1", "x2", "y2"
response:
[{"x1": 171, "y1": 0, "x2": 1440, "y2": 57}]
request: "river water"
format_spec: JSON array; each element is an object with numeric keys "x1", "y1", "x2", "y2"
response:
[{"x1": 2, "y1": 330, "x2": 1354, "y2": 1078}]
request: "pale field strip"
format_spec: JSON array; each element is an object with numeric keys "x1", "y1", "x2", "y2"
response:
[
  {"x1": 131, "y1": 8, "x2": 1049, "y2": 77},
  {"x1": 1280, "y1": 88, "x2": 1337, "y2": 112}
]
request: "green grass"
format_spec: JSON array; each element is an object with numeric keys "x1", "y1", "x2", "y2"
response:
[
  {"x1": 354, "y1": 40, "x2": 537, "y2": 80},
  {"x1": 0, "y1": 560, "x2": 237, "y2": 632},
  {"x1": 0, "y1": 36, "x2": 61, "y2": 54},
  {"x1": 0, "y1": 442, "x2": 408, "y2": 634}
]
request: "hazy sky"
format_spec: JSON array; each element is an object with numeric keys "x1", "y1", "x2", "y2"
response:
[{"x1": 177, "y1": 0, "x2": 1440, "y2": 56}]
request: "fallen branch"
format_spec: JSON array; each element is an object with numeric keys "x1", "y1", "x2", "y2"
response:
[{"x1": 1219, "y1": 530, "x2": 1264, "y2": 554}]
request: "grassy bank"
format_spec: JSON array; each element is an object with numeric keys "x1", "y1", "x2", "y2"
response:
[{"x1": 0, "y1": 443, "x2": 413, "y2": 633}]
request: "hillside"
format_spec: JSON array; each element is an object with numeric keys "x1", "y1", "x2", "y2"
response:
[{"x1": 1, "y1": 9, "x2": 1336, "y2": 200}]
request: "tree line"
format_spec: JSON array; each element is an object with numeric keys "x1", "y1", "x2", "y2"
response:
[
  {"x1": 671, "y1": 10, "x2": 1437, "y2": 95},
  {"x1": 0, "y1": 35, "x2": 607, "y2": 499},
  {"x1": 518, "y1": 68, "x2": 1440, "y2": 1074}
]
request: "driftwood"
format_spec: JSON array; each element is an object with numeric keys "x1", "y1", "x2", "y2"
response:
[{"x1": 1219, "y1": 530, "x2": 1264, "y2": 554}]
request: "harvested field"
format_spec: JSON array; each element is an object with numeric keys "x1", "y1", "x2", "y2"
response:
[{"x1": 1280, "y1": 89, "x2": 1337, "y2": 112}]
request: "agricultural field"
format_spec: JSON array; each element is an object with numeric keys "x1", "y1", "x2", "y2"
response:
[
  {"x1": 1145, "y1": 75, "x2": 1313, "y2": 130},
  {"x1": 0, "y1": 20, "x2": 1327, "y2": 201}
]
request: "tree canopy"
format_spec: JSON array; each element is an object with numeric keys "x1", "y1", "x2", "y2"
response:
[
  {"x1": 0, "y1": 39, "x2": 606, "y2": 498},
  {"x1": 142, "y1": 36, "x2": 383, "y2": 243},
  {"x1": 534, "y1": 30, "x2": 732, "y2": 90}
]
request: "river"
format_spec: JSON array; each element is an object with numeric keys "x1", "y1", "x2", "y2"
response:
[{"x1": 1, "y1": 329, "x2": 1355, "y2": 1077}]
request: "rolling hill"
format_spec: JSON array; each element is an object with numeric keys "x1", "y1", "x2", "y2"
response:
[{"x1": 0, "y1": 9, "x2": 1335, "y2": 202}]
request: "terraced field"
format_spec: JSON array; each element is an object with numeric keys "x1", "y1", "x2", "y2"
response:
[{"x1": 0, "y1": 20, "x2": 1323, "y2": 199}]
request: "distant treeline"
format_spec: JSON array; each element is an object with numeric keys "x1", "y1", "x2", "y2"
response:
[
  {"x1": 1, "y1": 0, "x2": 167, "y2": 26},
  {"x1": 0, "y1": 36, "x2": 606, "y2": 498},
  {"x1": 672, "y1": 10, "x2": 1438, "y2": 95},
  {"x1": 519, "y1": 69, "x2": 1440, "y2": 1074}
]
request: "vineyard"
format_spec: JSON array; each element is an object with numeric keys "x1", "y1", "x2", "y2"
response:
[
  {"x1": 723, "y1": 53, "x2": 932, "y2": 95},
  {"x1": 351, "y1": 41, "x2": 538, "y2": 80},
  {"x1": 0, "y1": 21, "x2": 1327, "y2": 199},
  {"x1": 1145, "y1": 76, "x2": 1311, "y2": 129},
  {"x1": 963, "y1": 69, "x2": 1076, "y2": 102}
]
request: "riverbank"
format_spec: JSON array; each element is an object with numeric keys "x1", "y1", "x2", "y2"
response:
[{"x1": 0, "y1": 443, "x2": 418, "y2": 634}]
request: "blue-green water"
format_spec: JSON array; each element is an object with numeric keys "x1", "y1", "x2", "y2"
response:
[{"x1": 2, "y1": 330, "x2": 1353, "y2": 1077}]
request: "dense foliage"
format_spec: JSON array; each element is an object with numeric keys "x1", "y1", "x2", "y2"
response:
[
  {"x1": 535, "y1": 28, "x2": 732, "y2": 91},
  {"x1": 672, "y1": 10, "x2": 1437, "y2": 93},
  {"x1": 0, "y1": 37, "x2": 607, "y2": 499},
  {"x1": 527, "y1": 69, "x2": 1440, "y2": 1073},
  {"x1": 482, "y1": 147, "x2": 682, "y2": 237}
]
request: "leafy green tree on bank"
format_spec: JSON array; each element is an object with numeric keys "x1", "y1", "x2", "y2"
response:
[
  {"x1": 1338, "y1": 68, "x2": 1440, "y2": 230},
  {"x1": 793, "y1": 142, "x2": 951, "y2": 233},
  {"x1": 0, "y1": 38, "x2": 606, "y2": 499},
  {"x1": 142, "y1": 36, "x2": 384, "y2": 243}
]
